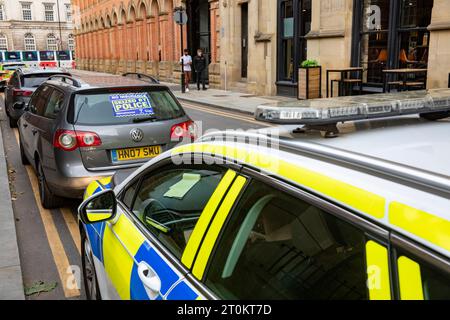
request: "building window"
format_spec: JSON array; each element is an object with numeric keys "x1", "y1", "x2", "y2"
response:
[
  {"x1": 354, "y1": 0, "x2": 433, "y2": 85},
  {"x1": 24, "y1": 33, "x2": 36, "y2": 50},
  {"x1": 68, "y1": 34, "x2": 75, "y2": 50},
  {"x1": 44, "y1": 3, "x2": 54, "y2": 22},
  {"x1": 276, "y1": 0, "x2": 312, "y2": 95},
  {"x1": 65, "y1": 4, "x2": 72, "y2": 22},
  {"x1": 21, "y1": 2, "x2": 32, "y2": 21},
  {"x1": 47, "y1": 34, "x2": 58, "y2": 50},
  {"x1": 398, "y1": 0, "x2": 433, "y2": 68},
  {"x1": 0, "y1": 34, "x2": 7, "y2": 50},
  {"x1": 0, "y1": 4, "x2": 5, "y2": 21}
]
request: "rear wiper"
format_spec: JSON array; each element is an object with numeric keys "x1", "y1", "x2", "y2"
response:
[{"x1": 132, "y1": 116, "x2": 158, "y2": 123}]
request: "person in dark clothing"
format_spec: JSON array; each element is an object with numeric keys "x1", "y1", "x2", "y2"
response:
[{"x1": 193, "y1": 48, "x2": 207, "y2": 90}]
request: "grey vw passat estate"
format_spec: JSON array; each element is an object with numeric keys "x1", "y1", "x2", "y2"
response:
[{"x1": 17, "y1": 74, "x2": 195, "y2": 208}]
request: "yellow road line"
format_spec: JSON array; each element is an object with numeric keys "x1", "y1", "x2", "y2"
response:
[
  {"x1": 13, "y1": 129, "x2": 80, "y2": 298},
  {"x1": 60, "y1": 207, "x2": 81, "y2": 254},
  {"x1": 182, "y1": 102, "x2": 274, "y2": 127}
]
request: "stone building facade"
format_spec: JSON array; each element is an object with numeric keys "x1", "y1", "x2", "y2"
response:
[
  {"x1": 74, "y1": 0, "x2": 450, "y2": 97},
  {"x1": 0, "y1": 0, "x2": 74, "y2": 51}
]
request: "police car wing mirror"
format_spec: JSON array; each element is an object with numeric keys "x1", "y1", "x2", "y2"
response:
[
  {"x1": 78, "y1": 189, "x2": 117, "y2": 224},
  {"x1": 137, "y1": 261, "x2": 162, "y2": 300}
]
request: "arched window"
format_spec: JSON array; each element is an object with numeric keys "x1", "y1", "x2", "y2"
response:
[
  {"x1": 24, "y1": 33, "x2": 36, "y2": 50},
  {"x1": 47, "y1": 33, "x2": 58, "y2": 50},
  {"x1": 68, "y1": 34, "x2": 75, "y2": 50},
  {"x1": 0, "y1": 4, "x2": 5, "y2": 21},
  {"x1": 0, "y1": 33, "x2": 7, "y2": 50}
]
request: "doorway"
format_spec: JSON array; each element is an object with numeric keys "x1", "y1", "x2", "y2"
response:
[
  {"x1": 187, "y1": 0, "x2": 211, "y2": 83},
  {"x1": 241, "y1": 3, "x2": 248, "y2": 78}
]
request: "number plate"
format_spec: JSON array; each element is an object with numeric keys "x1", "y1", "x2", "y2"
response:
[{"x1": 111, "y1": 146, "x2": 161, "y2": 162}]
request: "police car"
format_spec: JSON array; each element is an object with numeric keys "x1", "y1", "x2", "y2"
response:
[{"x1": 78, "y1": 89, "x2": 450, "y2": 300}]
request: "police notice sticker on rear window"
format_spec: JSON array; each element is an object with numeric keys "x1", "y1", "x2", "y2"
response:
[{"x1": 110, "y1": 93, "x2": 154, "y2": 117}]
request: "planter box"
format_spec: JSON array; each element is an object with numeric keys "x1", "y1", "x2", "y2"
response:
[{"x1": 298, "y1": 66, "x2": 322, "y2": 100}]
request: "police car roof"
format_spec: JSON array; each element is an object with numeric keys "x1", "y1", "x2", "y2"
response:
[{"x1": 272, "y1": 115, "x2": 450, "y2": 178}]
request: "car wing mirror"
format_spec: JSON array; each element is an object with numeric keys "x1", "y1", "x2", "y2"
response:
[
  {"x1": 78, "y1": 189, "x2": 117, "y2": 224},
  {"x1": 13, "y1": 101, "x2": 26, "y2": 110}
]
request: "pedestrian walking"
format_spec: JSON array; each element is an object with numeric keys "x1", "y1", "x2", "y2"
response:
[
  {"x1": 193, "y1": 48, "x2": 207, "y2": 91},
  {"x1": 180, "y1": 49, "x2": 192, "y2": 92}
]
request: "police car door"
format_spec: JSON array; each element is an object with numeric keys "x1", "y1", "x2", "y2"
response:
[
  {"x1": 103, "y1": 160, "x2": 238, "y2": 300},
  {"x1": 189, "y1": 170, "x2": 393, "y2": 300}
]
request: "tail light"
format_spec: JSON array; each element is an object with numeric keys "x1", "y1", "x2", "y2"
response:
[
  {"x1": 53, "y1": 130, "x2": 102, "y2": 151},
  {"x1": 170, "y1": 120, "x2": 197, "y2": 141},
  {"x1": 12, "y1": 89, "x2": 33, "y2": 97}
]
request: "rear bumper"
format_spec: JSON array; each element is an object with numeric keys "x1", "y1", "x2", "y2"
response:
[{"x1": 46, "y1": 171, "x2": 115, "y2": 199}]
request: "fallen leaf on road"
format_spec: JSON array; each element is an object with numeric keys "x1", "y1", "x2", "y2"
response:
[{"x1": 24, "y1": 281, "x2": 58, "y2": 296}]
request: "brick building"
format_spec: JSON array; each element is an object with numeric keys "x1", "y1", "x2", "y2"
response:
[{"x1": 72, "y1": 0, "x2": 220, "y2": 85}]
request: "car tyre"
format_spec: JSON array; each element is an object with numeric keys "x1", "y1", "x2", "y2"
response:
[
  {"x1": 81, "y1": 229, "x2": 102, "y2": 300},
  {"x1": 19, "y1": 133, "x2": 29, "y2": 165},
  {"x1": 36, "y1": 160, "x2": 64, "y2": 209}
]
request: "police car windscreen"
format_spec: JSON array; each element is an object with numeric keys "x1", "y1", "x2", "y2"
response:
[{"x1": 73, "y1": 90, "x2": 185, "y2": 125}]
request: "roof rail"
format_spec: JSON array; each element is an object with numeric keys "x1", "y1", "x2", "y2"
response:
[
  {"x1": 199, "y1": 130, "x2": 450, "y2": 196},
  {"x1": 48, "y1": 75, "x2": 81, "y2": 87},
  {"x1": 122, "y1": 72, "x2": 160, "y2": 84}
]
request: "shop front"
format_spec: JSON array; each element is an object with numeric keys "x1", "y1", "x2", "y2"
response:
[
  {"x1": 276, "y1": 0, "x2": 311, "y2": 97},
  {"x1": 274, "y1": 0, "x2": 450, "y2": 98},
  {"x1": 351, "y1": 0, "x2": 433, "y2": 89}
]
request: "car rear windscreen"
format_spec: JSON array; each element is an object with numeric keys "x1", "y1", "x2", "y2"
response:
[
  {"x1": 74, "y1": 90, "x2": 185, "y2": 125},
  {"x1": 23, "y1": 73, "x2": 69, "y2": 88}
]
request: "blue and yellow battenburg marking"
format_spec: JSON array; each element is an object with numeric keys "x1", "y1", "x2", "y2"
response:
[{"x1": 83, "y1": 176, "x2": 202, "y2": 300}]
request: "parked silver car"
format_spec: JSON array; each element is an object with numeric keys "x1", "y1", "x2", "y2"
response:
[
  {"x1": 4, "y1": 67, "x2": 70, "y2": 127},
  {"x1": 17, "y1": 74, "x2": 195, "y2": 208}
]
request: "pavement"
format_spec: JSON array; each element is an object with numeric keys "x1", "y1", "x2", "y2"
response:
[
  {"x1": 0, "y1": 96, "x2": 25, "y2": 300},
  {"x1": 164, "y1": 82, "x2": 297, "y2": 115}
]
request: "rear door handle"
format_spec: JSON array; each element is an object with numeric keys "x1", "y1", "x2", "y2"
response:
[
  {"x1": 137, "y1": 261, "x2": 162, "y2": 300},
  {"x1": 32, "y1": 129, "x2": 38, "y2": 135},
  {"x1": 23, "y1": 123, "x2": 28, "y2": 128}
]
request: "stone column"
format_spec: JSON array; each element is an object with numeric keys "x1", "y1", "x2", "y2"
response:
[
  {"x1": 209, "y1": 0, "x2": 221, "y2": 88},
  {"x1": 427, "y1": 0, "x2": 450, "y2": 89},
  {"x1": 158, "y1": 13, "x2": 171, "y2": 81}
]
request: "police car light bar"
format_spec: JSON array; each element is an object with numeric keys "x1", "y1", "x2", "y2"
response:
[{"x1": 255, "y1": 89, "x2": 450, "y2": 125}]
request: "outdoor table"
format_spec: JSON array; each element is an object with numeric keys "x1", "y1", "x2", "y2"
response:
[
  {"x1": 326, "y1": 67, "x2": 364, "y2": 98},
  {"x1": 382, "y1": 68, "x2": 428, "y2": 93}
]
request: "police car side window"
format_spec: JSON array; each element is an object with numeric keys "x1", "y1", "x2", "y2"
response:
[
  {"x1": 204, "y1": 180, "x2": 370, "y2": 300},
  {"x1": 397, "y1": 253, "x2": 450, "y2": 300},
  {"x1": 129, "y1": 165, "x2": 227, "y2": 260}
]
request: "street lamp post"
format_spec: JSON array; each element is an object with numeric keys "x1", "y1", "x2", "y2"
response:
[
  {"x1": 56, "y1": 0, "x2": 63, "y2": 67},
  {"x1": 174, "y1": 7, "x2": 188, "y2": 93}
]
